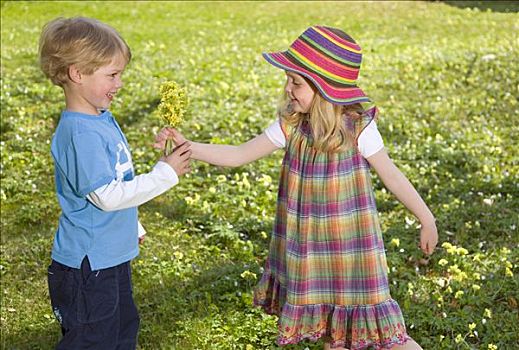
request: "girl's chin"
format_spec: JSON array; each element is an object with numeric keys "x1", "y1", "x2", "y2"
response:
[{"x1": 292, "y1": 106, "x2": 308, "y2": 114}]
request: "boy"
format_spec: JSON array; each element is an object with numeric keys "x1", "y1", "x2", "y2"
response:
[{"x1": 39, "y1": 17, "x2": 190, "y2": 349}]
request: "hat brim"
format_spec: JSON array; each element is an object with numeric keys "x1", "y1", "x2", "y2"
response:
[{"x1": 263, "y1": 51, "x2": 370, "y2": 106}]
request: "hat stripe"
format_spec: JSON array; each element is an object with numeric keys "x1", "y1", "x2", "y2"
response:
[
  {"x1": 301, "y1": 35, "x2": 361, "y2": 68},
  {"x1": 304, "y1": 29, "x2": 362, "y2": 63},
  {"x1": 265, "y1": 53, "x2": 368, "y2": 101},
  {"x1": 302, "y1": 33, "x2": 362, "y2": 67},
  {"x1": 284, "y1": 51, "x2": 362, "y2": 89},
  {"x1": 287, "y1": 48, "x2": 357, "y2": 85},
  {"x1": 315, "y1": 26, "x2": 362, "y2": 52},
  {"x1": 292, "y1": 40, "x2": 359, "y2": 79}
]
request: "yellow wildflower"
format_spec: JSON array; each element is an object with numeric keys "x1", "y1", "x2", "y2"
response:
[
  {"x1": 259, "y1": 174, "x2": 272, "y2": 186},
  {"x1": 240, "y1": 270, "x2": 257, "y2": 280},
  {"x1": 157, "y1": 81, "x2": 189, "y2": 155},
  {"x1": 484, "y1": 308, "x2": 492, "y2": 318},
  {"x1": 454, "y1": 290, "x2": 464, "y2": 299},
  {"x1": 441, "y1": 242, "x2": 457, "y2": 254},
  {"x1": 468, "y1": 323, "x2": 476, "y2": 331},
  {"x1": 407, "y1": 282, "x2": 414, "y2": 296},
  {"x1": 473, "y1": 253, "x2": 483, "y2": 262},
  {"x1": 438, "y1": 259, "x2": 448, "y2": 266},
  {"x1": 472, "y1": 284, "x2": 481, "y2": 291},
  {"x1": 456, "y1": 247, "x2": 468, "y2": 255},
  {"x1": 448, "y1": 264, "x2": 461, "y2": 275},
  {"x1": 390, "y1": 238, "x2": 400, "y2": 247},
  {"x1": 453, "y1": 271, "x2": 468, "y2": 282},
  {"x1": 158, "y1": 81, "x2": 189, "y2": 127},
  {"x1": 488, "y1": 344, "x2": 497, "y2": 350},
  {"x1": 441, "y1": 242, "x2": 452, "y2": 249},
  {"x1": 455, "y1": 334, "x2": 463, "y2": 343}
]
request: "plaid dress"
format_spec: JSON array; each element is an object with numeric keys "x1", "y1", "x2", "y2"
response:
[{"x1": 254, "y1": 108, "x2": 410, "y2": 349}]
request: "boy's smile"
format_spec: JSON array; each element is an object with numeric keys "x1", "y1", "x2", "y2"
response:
[{"x1": 66, "y1": 55, "x2": 126, "y2": 115}]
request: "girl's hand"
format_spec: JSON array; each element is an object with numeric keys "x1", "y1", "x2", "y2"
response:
[
  {"x1": 420, "y1": 220, "x2": 438, "y2": 255},
  {"x1": 153, "y1": 127, "x2": 189, "y2": 150},
  {"x1": 169, "y1": 128, "x2": 188, "y2": 145},
  {"x1": 153, "y1": 127, "x2": 170, "y2": 150}
]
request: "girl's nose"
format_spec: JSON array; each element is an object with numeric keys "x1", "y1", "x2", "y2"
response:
[{"x1": 115, "y1": 78, "x2": 123, "y2": 89}]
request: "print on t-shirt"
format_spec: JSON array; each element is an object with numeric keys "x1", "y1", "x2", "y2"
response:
[{"x1": 115, "y1": 142, "x2": 134, "y2": 181}]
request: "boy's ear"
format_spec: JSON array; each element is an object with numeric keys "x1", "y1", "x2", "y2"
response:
[{"x1": 68, "y1": 65, "x2": 82, "y2": 84}]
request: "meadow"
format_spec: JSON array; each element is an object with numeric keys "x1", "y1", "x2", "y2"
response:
[{"x1": 1, "y1": 1, "x2": 518, "y2": 349}]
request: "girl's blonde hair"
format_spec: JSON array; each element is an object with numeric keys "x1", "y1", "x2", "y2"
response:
[
  {"x1": 39, "y1": 17, "x2": 131, "y2": 87},
  {"x1": 279, "y1": 82, "x2": 367, "y2": 153}
]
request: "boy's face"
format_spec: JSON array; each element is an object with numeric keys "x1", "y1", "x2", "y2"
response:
[
  {"x1": 285, "y1": 72, "x2": 315, "y2": 114},
  {"x1": 73, "y1": 56, "x2": 126, "y2": 115}
]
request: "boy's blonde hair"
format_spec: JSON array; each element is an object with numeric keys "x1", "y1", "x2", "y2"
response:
[
  {"x1": 39, "y1": 17, "x2": 131, "y2": 87},
  {"x1": 279, "y1": 86, "x2": 367, "y2": 153}
]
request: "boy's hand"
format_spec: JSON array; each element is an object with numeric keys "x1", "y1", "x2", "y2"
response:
[
  {"x1": 139, "y1": 234, "x2": 146, "y2": 244},
  {"x1": 154, "y1": 127, "x2": 189, "y2": 150},
  {"x1": 160, "y1": 141, "x2": 191, "y2": 176},
  {"x1": 420, "y1": 221, "x2": 438, "y2": 255}
]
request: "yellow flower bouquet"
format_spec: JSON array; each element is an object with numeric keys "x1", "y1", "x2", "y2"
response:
[{"x1": 157, "y1": 81, "x2": 189, "y2": 155}]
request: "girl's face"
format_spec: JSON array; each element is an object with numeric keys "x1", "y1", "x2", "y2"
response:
[{"x1": 285, "y1": 72, "x2": 315, "y2": 114}]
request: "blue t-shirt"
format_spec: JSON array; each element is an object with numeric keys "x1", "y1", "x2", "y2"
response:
[{"x1": 50, "y1": 110, "x2": 139, "y2": 270}]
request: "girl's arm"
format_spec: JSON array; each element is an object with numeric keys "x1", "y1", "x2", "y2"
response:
[
  {"x1": 155, "y1": 127, "x2": 279, "y2": 167},
  {"x1": 366, "y1": 148, "x2": 438, "y2": 255}
]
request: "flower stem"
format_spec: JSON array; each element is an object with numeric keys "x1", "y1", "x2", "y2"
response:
[{"x1": 164, "y1": 139, "x2": 174, "y2": 156}]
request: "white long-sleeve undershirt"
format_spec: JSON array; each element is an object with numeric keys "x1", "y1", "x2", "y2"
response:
[{"x1": 87, "y1": 161, "x2": 178, "y2": 236}]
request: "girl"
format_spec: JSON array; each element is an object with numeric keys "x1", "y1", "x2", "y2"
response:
[{"x1": 156, "y1": 26, "x2": 438, "y2": 350}]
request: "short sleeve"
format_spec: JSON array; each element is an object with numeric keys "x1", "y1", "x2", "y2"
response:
[
  {"x1": 62, "y1": 132, "x2": 115, "y2": 196},
  {"x1": 357, "y1": 120, "x2": 384, "y2": 158},
  {"x1": 264, "y1": 119, "x2": 286, "y2": 148}
]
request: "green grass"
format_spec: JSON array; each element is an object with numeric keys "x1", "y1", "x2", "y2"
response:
[{"x1": 1, "y1": 1, "x2": 518, "y2": 349}]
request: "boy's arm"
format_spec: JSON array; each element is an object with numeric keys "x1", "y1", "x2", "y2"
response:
[
  {"x1": 87, "y1": 161, "x2": 177, "y2": 211},
  {"x1": 366, "y1": 148, "x2": 438, "y2": 255},
  {"x1": 87, "y1": 142, "x2": 191, "y2": 212}
]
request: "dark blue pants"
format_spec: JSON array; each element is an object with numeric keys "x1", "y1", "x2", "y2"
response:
[{"x1": 47, "y1": 257, "x2": 140, "y2": 350}]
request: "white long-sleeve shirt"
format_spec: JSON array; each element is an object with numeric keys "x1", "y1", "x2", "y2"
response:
[{"x1": 87, "y1": 161, "x2": 178, "y2": 237}]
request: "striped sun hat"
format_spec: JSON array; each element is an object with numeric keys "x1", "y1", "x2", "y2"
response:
[{"x1": 263, "y1": 26, "x2": 370, "y2": 106}]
